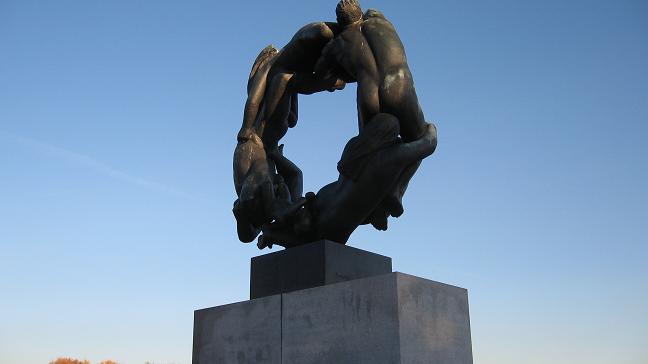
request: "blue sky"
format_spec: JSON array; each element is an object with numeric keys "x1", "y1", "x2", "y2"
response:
[{"x1": 1, "y1": 0, "x2": 647, "y2": 363}]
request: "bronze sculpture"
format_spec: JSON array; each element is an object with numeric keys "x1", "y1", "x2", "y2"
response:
[{"x1": 232, "y1": 0, "x2": 437, "y2": 248}]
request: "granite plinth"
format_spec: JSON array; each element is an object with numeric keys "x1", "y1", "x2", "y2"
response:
[
  {"x1": 192, "y1": 295, "x2": 281, "y2": 364},
  {"x1": 250, "y1": 240, "x2": 392, "y2": 299},
  {"x1": 194, "y1": 272, "x2": 473, "y2": 364}
]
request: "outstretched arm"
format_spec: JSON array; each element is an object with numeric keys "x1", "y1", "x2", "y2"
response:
[
  {"x1": 239, "y1": 64, "x2": 272, "y2": 141},
  {"x1": 291, "y1": 72, "x2": 346, "y2": 95}
]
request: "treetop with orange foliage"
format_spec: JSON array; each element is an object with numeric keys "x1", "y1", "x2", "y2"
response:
[
  {"x1": 49, "y1": 358, "x2": 118, "y2": 364},
  {"x1": 49, "y1": 358, "x2": 90, "y2": 364}
]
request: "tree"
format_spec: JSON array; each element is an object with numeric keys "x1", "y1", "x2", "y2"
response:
[
  {"x1": 49, "y1": 358, "x2": 90, "y2": 364},
  {"x1": 48, "y1": 358, "x2": 118, "y2": 364}
]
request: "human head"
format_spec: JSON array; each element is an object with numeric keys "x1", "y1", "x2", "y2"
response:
[
  {"x1": 336, "y1": 0, "x2": 362, "y2": 26},
  {"x1": 363, "y1": 8, "x2": 386, "y2": 21}
]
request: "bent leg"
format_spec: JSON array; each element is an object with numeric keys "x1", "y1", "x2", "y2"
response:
[{"x1": 377, "y1": 122, "x2": 437, "y2": 218}]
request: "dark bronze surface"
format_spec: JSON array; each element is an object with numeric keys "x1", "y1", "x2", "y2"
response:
[{"x1": 233, "y1": 1, "x2": 437, "y2": 248}]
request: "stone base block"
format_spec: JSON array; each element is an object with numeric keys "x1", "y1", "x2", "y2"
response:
[
  {"x1": 194, "y1": 272, "x2": 472, "y2": 364},
  {"x1": 193, "y1": 295, "x2": 281, "y2": 364},
  {"x1": 250, "y1": 240, "x2": 392, "y2": 299}
]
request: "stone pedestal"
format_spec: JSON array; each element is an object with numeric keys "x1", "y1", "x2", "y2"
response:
[
  {"x1": 193, "y1": 242, "x2": 473, "y2": 364},
  {"x1": 250, "y1": 240, "x2": 392, "y2": 299},
  {"x1": 193, "y1": 295, "x2": 281, "y2": 363}
]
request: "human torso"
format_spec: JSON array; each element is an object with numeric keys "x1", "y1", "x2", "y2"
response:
[
  {"x1": 361, "y1": 17, "x2": 409, "y2": 75},
  {"x1": 272, "y1": 22, "x2": 335, "y2": 75},
  {"x1": 332, "y1": 23, "x2": 380, "y2": 84}
]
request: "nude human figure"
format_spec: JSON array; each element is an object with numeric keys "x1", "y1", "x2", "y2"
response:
[
  {"x1": 232, "y1": 130, "x2": 273, "y2": 242},
  {"x1": 258, "y1": 114, "x2": 437, "y2": 249},
  {"x1": 314, "y1": 0, "x2": 433, "y2": 218},
  {"x1": 233, "y1": 46, "x2": 279, "y2": 243},
  {"x1": 238, "y1": 22, "x2": 346, "y2": 150},
  {"x1": 234, "y1": 24, "x2": 344, "y2": 243}
]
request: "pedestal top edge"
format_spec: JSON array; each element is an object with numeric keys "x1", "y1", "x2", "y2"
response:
[
  {"x1": 394, "y1": 271, "x2": 468, "y2": 292},
  {"x1": 250, "y1": 239, "x2": 392, "y2": 261}
]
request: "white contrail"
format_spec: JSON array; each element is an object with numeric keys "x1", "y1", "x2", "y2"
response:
[{"x1": 1, "y1": 130, "x2": 198, "y2": 200}]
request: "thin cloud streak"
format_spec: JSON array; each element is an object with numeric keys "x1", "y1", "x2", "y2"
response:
[{"x1": 1, "y1": 130, "x2": 198, "y2": 200}]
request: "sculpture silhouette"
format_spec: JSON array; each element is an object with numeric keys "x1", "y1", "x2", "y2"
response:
[{"x1": 233, "y1": 1, "x2": 437, "y2": 248}]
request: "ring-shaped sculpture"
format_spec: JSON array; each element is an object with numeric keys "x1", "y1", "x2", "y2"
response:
[{"x1": 233, "y1": 0, "x2": 437, "y2": 249}]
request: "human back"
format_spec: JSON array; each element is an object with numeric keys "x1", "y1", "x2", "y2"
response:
[
  {"x1": 361, "y1": 10, "x2": 427, "y2": 142},
  {"x1": 269, "y1": 22, "x2": 337, "y2": 75},
  {"x1": 361, "y1": 11, "x2": 408, "y2": 76}
]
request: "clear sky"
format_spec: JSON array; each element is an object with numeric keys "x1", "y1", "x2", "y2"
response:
[{"x1": 1, "y1": 0, "x2": 647, "y2": 363}]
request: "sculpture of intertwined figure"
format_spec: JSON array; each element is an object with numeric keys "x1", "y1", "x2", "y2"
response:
[{"x1": 232, "y1": 0, "x2": 437, "y2": 249}]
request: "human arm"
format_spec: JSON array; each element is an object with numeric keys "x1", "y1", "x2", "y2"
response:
[
  {"x1": 290, "y1": 72, "x2": 346, "y2": 95},
  {"x1": 238, "y1": 64, "x2": 271, "y2": 142}
]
